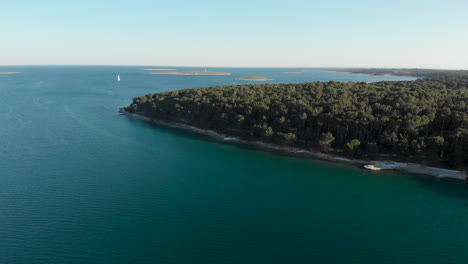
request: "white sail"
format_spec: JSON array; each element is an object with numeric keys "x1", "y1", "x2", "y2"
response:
[{"x1": 117, "y1": 75, "x2": 120, "y2": 82}]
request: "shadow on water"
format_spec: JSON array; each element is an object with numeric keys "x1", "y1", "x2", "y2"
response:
[{"x1": 408, "y1": 175, "x2": 468, "y2": 201}]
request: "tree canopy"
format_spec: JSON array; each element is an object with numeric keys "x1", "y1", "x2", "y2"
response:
[{"x1": 126, "y1": 75, "x2": 468, "y2": 169}]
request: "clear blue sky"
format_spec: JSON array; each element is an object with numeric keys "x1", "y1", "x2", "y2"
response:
[{"x1": 1, "y1": 0, "x2": 467, "y2": 68}]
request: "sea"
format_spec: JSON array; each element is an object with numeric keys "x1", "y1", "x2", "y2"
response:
[{"x1": 0, "y1": 66, "x2": 466, "y2": 264}]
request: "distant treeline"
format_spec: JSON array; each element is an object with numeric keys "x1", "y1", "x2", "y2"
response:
[
  {"x1": 336, "y1": 68, "x2": 468, "y2": 77},
  {"x1": 126, "y1": 75, "x2": 468, "y2": 169}
]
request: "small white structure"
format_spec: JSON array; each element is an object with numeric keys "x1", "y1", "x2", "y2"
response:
[
  {"x1": 117, "y1": 75, "x2": 121, "y2": 82},
  {"x1": 364, "y1": 165, "x2": 381, "y2": 171}
]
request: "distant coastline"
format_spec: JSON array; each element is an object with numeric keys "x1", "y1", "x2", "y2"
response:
[
  {"x1": 150, "y1": 70, "x2": 231, "y2": 75},
  {"x1": 279, "y1": 68, "x2": 468, "y2": 78},
  {"x1": 312, "y1": 70, "x2": 398, "y2": 77},
  {"x1": 313, "y1": 68, "x2": 468, "y2": 77},
  {"x1": 311, "y1": 70, "x2": 388, "y2": 77},
  {"x1": 0, "y1": 72, "x2": 21, "y2": 74},
  {"x1": 282, "y1": 70, "x2": 327, "y2": 74},
  {"x1": 120, "y1": 109, "x2": 466, "y2": 181},
  {"x1": 235, "y1": 76, "x2": 272, "y2": 81},
  {"x1": 143, "y1": 69, "x2": 177, "y2": 71}
]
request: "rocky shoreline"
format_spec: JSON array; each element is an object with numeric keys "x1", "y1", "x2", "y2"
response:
[{"x1": 120, "y1": 109, "x2": 466, "y2": 181}]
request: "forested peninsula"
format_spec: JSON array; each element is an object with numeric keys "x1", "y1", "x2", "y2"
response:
[{"x1": 124, "y1": 74, "x2": 468, "y2": 173}]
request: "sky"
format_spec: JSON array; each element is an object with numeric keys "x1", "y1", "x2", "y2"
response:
[{"x1": 1, "y1": 0, "x2": 467, "y2": 69}]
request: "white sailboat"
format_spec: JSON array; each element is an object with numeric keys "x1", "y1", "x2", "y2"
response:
[{"x1": 117, "y1": 75, "x2": 121, "y2": 82}]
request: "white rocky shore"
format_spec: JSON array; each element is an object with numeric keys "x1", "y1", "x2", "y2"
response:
[
  {"x1": 120, "y1": 109, "x2": 466, "y2": 181},
  {"x1": 363, "y1": 161, "x2": 466, "y2": 180}
]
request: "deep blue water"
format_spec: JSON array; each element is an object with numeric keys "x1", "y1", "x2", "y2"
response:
[{"x1": 0, "y1": 66, "x2": 466, "y2": 264}]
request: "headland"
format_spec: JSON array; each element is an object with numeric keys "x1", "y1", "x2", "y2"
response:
[{"x1": 120, "y1": 109, "x2": 466, "y2": 180}]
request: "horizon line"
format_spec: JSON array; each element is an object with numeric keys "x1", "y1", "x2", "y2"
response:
[{"x1": 1, "y1": 65, "x2": 468, "y2": 70}]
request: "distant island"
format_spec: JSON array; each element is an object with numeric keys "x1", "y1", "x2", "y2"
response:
[
  {"x1": 0, "y1": 72, "x2": 20, "y2": 74},
  {"x1": 150, "y1": 70, "x2": 231, "y2": 75},
  {"x1": 144, "y1": 68, "x2": 177, "y2": 71},
  {"x1": 235, "y1": 76, "x2": 272, "y2": 81},
  {"x1": 122, "y1": 70, "x2": 468, "y2": 179}
]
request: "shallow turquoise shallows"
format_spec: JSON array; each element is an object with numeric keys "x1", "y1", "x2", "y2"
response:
[{"x1": 0, "y1": 66, "x2": 466, "y2": 264}]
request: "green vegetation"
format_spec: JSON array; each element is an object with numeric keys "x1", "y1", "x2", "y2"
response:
[{"x1": 126, "y1": 75, "x2": 468, "y2": 169}]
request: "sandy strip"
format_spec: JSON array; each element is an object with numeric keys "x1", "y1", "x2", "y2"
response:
[
  {"x1": 143, "y1": 69, "x2": 177, "y2": 71},
  {"x1": 150, "y1": 71, "x2": 231, "y2": 75},
  {"x1": 235, "y1": 77, "x2": 272, "y2": 81},
  {"x1": 0, "y1": 72, "x2": 21, "y2": 74},
  {"x1": 312, "y1": 70, "x2": 396, "y2": 77},
  {"x1": 120, "y1": 109, "x2": 466, "y2": 181}
]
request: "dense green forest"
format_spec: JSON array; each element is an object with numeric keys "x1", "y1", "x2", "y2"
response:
[{"x1": 126, "y1": 75, "x2": 468, "y2": 169}]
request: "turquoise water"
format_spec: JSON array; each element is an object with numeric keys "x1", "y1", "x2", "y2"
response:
[{"x1": 0, "y1": 66, "x2": 466, "y2": 264}]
